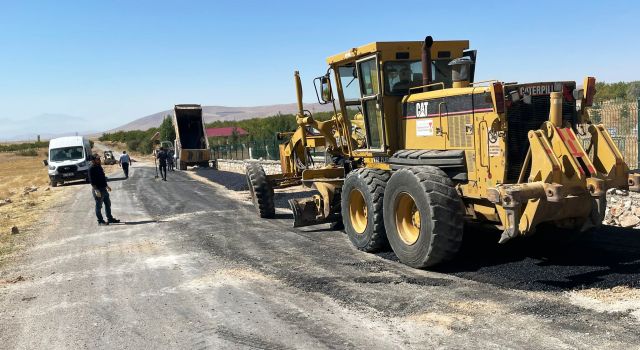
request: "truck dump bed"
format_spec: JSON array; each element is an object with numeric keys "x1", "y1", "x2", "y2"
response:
[
  {"x1": 174, "y1": 105, "x2": 207, "y2": 149},
  {"x1": 173, "y1": 104, "x2": 211, "y2": 169}
]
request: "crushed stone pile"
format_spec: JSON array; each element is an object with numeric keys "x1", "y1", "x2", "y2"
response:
[{"x1": 605, "y1": 189, "x2": 640, "y2": 228}]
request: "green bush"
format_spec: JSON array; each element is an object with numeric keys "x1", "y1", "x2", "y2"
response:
[
  {"x1": 0, "y1": 141, "x2": 48, "y2": 153},
  {"x1": 100, "y1": 127, "x2": 159, "y2": 154}
]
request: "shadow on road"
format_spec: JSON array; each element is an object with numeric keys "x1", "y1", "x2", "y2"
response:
[
  {"x1": 107, "y1": 177, "x2": 128, "y2": 182},
  {"x1": 124, "y1": 220, "x2": 159, "y2": 225},
  {"x1": 58, "y1": 180, "x2": 89, "y2": 187},
  {"x1": 428, "y1": 224, "x2": 640, "y2": 291},
  {"x1": 194, "y1": 168, "x2": 316, "y2": 209},
  {"x1": 194, "y1": 168, "x2": 248, "y2": 191}
]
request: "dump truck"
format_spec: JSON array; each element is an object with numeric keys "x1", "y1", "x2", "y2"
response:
[
  {"x1": 247, "y1": 36, "x2": 639, "y2": 269},
  {"x1": 173, "y1": 104, "x2": 211, "y2": 170}
]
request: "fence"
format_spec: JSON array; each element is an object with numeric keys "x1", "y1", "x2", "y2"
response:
[
  {"x1": 211, "y1": 139, "x2": 281, "y2": 161},
  {"x1": 586, "y1": 99, "x2": 639, "y2": 170},
  {"x1": 211, "y1": 139, "x2": 326, "y2": 161}
]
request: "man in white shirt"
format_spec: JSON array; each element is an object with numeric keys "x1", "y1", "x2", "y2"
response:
[{"x1": 119, "y1": 151, "x2": 132, "y2": 179}]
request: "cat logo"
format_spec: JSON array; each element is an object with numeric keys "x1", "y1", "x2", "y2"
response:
[
  {"x1": 416, "y1": 101, "x2": 429, "y2": 118},
  {"x1": 518, "y1": 83, "x2": 563, "y2": 96}
]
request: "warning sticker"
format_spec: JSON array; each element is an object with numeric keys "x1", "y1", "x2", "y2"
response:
[
  {"x1": 488, "y1": 129, "x2": 500, "y2": 156},
  {"x1": 416, "y1": 119, "x2": 434, "y2": 136}
]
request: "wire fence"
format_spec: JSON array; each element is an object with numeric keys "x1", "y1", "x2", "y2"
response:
[
  {"x1": 210, "y1": 138, "x2": 328, "y2": 162},
  {"x1": 585, "y1": 99, "x2": 639, "y2": 169},
  {"x1": 211, "y1": 139, "x2": 282, "y2": 161}
]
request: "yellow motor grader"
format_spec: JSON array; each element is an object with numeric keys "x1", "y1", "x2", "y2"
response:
[{"x1": 247, "y1": 36, "x2": 639, "y2": 268}]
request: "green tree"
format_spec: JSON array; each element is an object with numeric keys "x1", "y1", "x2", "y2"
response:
[
  {"x1": 230, "y1": 127, "x2": 240, "y2": 144},
  {"x1": 159, "y1": 115, "x2": 176, "y2": 143}
]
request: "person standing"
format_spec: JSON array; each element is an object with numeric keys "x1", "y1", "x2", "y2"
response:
[
  {"x1": 157, "y1": 147, "x2": 168, "y2": 181},
  {"x1": 88, "y1": 154, "x2": 120, "y2": 225},
  {"x1": 167, "y1": 149, "x2": 175, "y2": 171},
  {"x1": 119, "y1": 150, "x2": 131, "y2": 178}
]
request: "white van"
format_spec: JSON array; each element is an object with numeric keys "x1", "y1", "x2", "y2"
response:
[{"x1": 44, "y1": 136, "x2": 92, "y2": 187}]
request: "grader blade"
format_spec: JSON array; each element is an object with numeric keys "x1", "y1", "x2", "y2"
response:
[{"x1": 289, "y1": 197, "x2": 334, "y2": 228}]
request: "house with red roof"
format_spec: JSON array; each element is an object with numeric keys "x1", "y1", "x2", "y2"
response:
[{"x1": 206, "y1": 127, "x2": 249, "y2": 138}]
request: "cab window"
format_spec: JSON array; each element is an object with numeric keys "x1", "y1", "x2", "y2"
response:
[
  {"x1": 338, "y1": 65, "x2": 360, "y2": 104},
  {"x1": 384, "y1": 59, "x2": 454, "y2": 95}
]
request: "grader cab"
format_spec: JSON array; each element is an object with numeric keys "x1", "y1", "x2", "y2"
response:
[{"x1": 247, "y1": 36, "x2": 639, "y2": 268}]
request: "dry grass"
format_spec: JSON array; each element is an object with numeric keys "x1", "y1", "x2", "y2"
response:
[{"x1": 0, "y1": 150, "x2": 60, "y2": 258}]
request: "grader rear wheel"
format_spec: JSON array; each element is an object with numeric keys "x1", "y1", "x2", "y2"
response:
[
  {"x1": 383, "y1": 166, "x2": 463, "y2": 268},
  {"x1": 246, "y1": 163, "x2": 275, "y2": 218},
  {"x1": 341, "y1": 168, "x2": 390, "y2": 252}
]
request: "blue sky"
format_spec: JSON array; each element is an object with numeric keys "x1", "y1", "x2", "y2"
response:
[{"x1": 0, "y1": 0, "x2": 638, "y2": 138}]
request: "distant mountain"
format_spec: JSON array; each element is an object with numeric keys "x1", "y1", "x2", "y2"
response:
[{"x1": 110, "y1": 103, "x2": 335, "y2": 132}]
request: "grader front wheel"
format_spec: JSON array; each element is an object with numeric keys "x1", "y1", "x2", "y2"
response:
[
  {"x1": 341, "y1": 168, "x2": 390, "y2": 252},
  {"x1": 383, "y1": 167, "x2": 463, "y2": 268},
  {"x1": 246, "y1": 163, "x2": 275, "y2": 218}
]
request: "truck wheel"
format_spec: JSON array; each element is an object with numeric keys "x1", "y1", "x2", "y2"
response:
[
  {"x1": 50, "y1": 180, "x2": 58, "y2": 188},
  {"x1": 199, "y1": 161, "x2": 209, "y2": 168},
  {"x1": 341, "y1": 168, "x2": 390, "y2": 252},
  {"x1": 178, "y1": 160, "x2": 187, "y2": 170},
  {"x1": 246, "y1": 163, "x2": 275, "y2": 218},
  {"x1": 383, "y1": 166, "x2": 463, "y2": 268}
]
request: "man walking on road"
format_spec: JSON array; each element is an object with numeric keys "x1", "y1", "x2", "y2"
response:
[
  {"x1": 119, "y1": 150, "x2": 132, "y2": 178},
  {"x1": 157, "y1": 147, "x2": 168, "y2": 181},
  {"x1": 89, "y1": 154, "x2": 120, "y2": 225}
]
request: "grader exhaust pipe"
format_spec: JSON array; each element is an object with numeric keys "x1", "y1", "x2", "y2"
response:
[{"x1": 421, "y1": 36, "x2": 434, "y2": 91}]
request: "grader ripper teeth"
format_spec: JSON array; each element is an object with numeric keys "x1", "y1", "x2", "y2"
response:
[{"x1": 246, "y1": 35, "x2": 638, "y2": 269}]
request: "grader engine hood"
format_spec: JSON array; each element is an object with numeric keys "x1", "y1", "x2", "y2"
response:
[{"x1": 490, "y1": 82, "x2": 637, "y2": 243}]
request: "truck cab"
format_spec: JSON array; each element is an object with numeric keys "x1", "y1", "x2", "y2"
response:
[{"x1": 44, "y1": 136, "x2": 92, "y2": 187}]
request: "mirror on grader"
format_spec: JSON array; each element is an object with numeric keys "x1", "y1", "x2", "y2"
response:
[
  {"x1": 245, "y1": 35, "x2": 639, "y2": 270},
  {"x1": 314, "y1": 74, "x2": 333, "y2": 104}
]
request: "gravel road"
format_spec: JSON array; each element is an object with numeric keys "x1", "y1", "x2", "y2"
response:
[{"x1": 0, "y1": 165, "x2": 639, "y2": 349}]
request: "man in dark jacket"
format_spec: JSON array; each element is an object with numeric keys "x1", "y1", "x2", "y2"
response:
[
  {"x1": 157, "y1": 147, "x2": 168, "y2": 181},
  {"x1": 89, "y1": 154, "x2": 120, "y2": 225}
]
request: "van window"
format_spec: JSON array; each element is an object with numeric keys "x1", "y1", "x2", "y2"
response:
[{"x1": 51, "y1": 146, "x2": 84, "y2": 162}]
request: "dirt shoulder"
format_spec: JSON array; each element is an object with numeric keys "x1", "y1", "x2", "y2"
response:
[
  {"x1": 0, "y1": 151, "x2": 67, "y2": 264},
  {"x1": 0, "y1": 151, "x2": 121, "y2": 266}
]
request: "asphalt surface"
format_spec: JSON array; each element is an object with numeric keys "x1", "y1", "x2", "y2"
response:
[{"x1": 1, "y1": 164, "x2": 639, "y2": 349}]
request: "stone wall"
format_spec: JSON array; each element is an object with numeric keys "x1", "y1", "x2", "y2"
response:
[{"x1": 215, "y1": 159, "x2": 282, "y2": 175}]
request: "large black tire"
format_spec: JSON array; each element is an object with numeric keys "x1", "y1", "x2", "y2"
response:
[
  {"x1": 341, "y1": 168, "x2": 390, "y2": 252},
  {"x1": 246, "y1": 163, "x2": 275, "y2": 218},
  {"x1": 383, "y1": 166, "x2": 463, "y2": 268},
  {"x1": 50, "y1": 180, "x2": 58, "y2": 188},
  {"x1": 178, "y1": 160, "x2": 187, "y2": 170}
]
